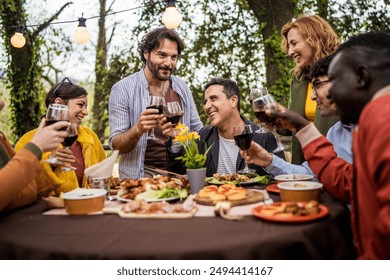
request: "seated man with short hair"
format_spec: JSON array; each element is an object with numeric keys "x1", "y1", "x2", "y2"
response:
[{"x1": 164, "y1": 77, "x2": 284, "y2": 176}]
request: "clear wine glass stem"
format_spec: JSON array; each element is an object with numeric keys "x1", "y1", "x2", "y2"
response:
[
  {"x1": 61, "y1": 147, "x2": 76, "y2": 172},
  {"x1": 148, "y1": 128, "x2": 156, "y2": 139},
  {"x1": 254, "y1": 125, "x2": 268, "y2": 134},
  {"x1": 270, "y1": 131, "x2": 287, "y2": 153}
]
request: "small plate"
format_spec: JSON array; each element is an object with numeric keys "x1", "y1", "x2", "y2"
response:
[
  {"x1": 274, "y1": 174, "x2": 313, "y2": 182},
  {"x1": 266, "y1": 183, "x2": 280, "y2": 194},
  {"x1": 252, "y1": 202, "x2": 329, "y2": 223}
]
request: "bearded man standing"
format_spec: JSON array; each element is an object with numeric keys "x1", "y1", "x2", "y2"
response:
[{"x1": 109, "y1": 27, "x2": 202, "y2": 179}]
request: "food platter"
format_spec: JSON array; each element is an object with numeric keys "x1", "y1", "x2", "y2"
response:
[
  {"x1": 117, "y1": 200, "x2": 197, "y2": 219},
  {"x1": 113, "y1": 175, "x2": 188, "y2": 203},
  {"x1": 116, "y1": 194, "x2": 180, "y2": 203},
  {"x1": 252, "y1": 202, "x2": 329, "y2": 224},
  {"x1": 194, "y1": 190, "x2": 264, "y2": 206},
  {"x1": 117, "y1": 208, "x2": 197, "y2": 219},
  {"x1": 265, "y1": 183, "x2": 280, "y2": 194},
  {"x1": 205, "y1": 174, "x2": 270, "y2": 186}
]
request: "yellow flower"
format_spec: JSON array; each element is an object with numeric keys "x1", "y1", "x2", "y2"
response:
[{"x1": 173, "y1": 124, "x2": 212, "y2": 169}]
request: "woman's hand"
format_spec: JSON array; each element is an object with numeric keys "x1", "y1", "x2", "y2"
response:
[{"x1": 54, "y1": 147, "x2": 75, "y2": 164}]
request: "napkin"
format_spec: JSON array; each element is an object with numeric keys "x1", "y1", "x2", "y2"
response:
[{"x1": 84, "y1": 150, "x2": 119, "y2": 178}]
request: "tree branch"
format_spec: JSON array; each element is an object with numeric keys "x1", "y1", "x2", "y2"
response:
[{"x1": 33, "y1": 2, "x2": 73, "y2": 37}]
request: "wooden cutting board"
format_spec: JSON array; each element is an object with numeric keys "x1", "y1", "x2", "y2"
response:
[{"x1": 194, "y1": 190, "x2": 264, "y2": 206}]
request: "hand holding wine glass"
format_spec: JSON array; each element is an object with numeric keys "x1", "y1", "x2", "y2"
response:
[
  {"x1": 250, "y1": 88, "x2": 270, "y2": 133},
  {"x1": 30, "y1": 118, "x2": 69, "y2": 153},
  {"x1": 251, "y1": 87, "x2": 287, "y2": 153},
  {"x1": 164, "y1": 101, "x2": 183, "y2": 127},
  {"x1": 146, "y1": 96, "x2": 165, "y2": 140},
  {"x1": 43, "y1": 104, "x2": 69, "y2": 165},
  {"x1": 61, "y1": 123, "x2": 78, "y2": 172},
  {"x1": 233, "y1": 125, "x2": 256, "y2": 175}
]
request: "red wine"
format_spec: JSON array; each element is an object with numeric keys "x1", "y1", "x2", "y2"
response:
[
  {"x1": 45, "y1": 119, "x2": 68, "y2": 131},
  {"x1": 234, "y1": 133, "x2": 253, "y2": 150},
  {"x1": 253, "y1": 98, "x2": 278, "y2": 126},
  {"x1": 254, "y1": 111, "x2": 278, "y2": 126},
  {"x1": 166, "y1": 114, "x2": 183, "y2": 126},
  {"x1": 147, "y1": 105, "x2": 164, "y2": 114},
  {"x1": 62, "y1": 135, "x2": 78, "y2": 147},
  {"x1": 46, "y1": 119, "x2": 60, "y2": 126}
]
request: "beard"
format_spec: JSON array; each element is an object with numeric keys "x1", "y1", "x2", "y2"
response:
[{"x1": 147, "y1": 59, "x2": 173, "y2": 81}]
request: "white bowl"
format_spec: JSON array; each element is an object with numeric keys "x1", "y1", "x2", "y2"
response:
[
  {"x1": 277, "y1": 181, "x2": 322, "y2": 202},
  {"x1": 63, "y1": 188, "x2": 107, "y2": 215},
  {"x1": 274, "y1": 174, "x2": 314, "y2": 183}
]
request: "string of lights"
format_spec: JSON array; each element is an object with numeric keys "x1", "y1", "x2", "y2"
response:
[{"x1": 4, "y1": 0, "x2": 182, "y2": 48}]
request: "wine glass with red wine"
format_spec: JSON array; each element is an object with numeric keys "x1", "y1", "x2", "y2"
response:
[
  {"x1": 147, "y1": 96, "x2": 165, "y2": 140},
  {"x1": 233, "y1": 125, "x2": 256, "y2": 174},
  {"x1": 250, "y1": 88, "x2": 269, "y2": 133},
  {"x1": 165, "y1": 101, "x2": 183, "y2": 127},
  {"x1": 61, "y1": 123, "x2": 78, "y2": 172},
  {"x1": 252, "y1": 87, "x2": 287, "y2": 153},
  {"x1": 43, "y1": 104, "x2": 69, "y2": 165}
]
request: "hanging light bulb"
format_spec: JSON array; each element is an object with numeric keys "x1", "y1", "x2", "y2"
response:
[
  {"x1": 10, "y1": 26, "x2": 26, "y2": 48},
  {"x1": 74, "y1": 16, "x2": 90, "y2": 44},
  {"x1": 162, "y1": 0, "x2": 182, "y2": 29}
]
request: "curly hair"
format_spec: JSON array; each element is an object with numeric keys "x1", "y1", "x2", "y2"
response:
[
  {"x1": 137, "y1": 27, "x2": 185, "y2": 64},
  {"x1": 281, "y1": 14, "x2": 340, "y2": 77},
  {"x1": 336, "y1": 31, "x2": 390, "y2": 72},
  {"x1": 309, "y1": 53, "x2": 335, "y2": 80}
]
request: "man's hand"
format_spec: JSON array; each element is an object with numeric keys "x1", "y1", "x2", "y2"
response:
[
  {"x1": 30, "y1": 118, "x2": 69, "y2": 153},
  {"x1": 135, "y1": 108, "x2": 164, "y2": 134},
  {"x1": 265, "y1": 104, "x2": 310, "y2": 133},
  {"x1": 160, "y1": 116, "x2": 181, "y2": 138},
  {"x1": 240, "y1": 142, "x2": 273, "y2": 167}
]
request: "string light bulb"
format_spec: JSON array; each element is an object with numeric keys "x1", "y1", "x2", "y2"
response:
[
  {"x1": 10, "y1": 26, "x2": 26, "y2": 48},
  {"x1": 162, "y1": 0, "x2": 182, "y2": 29},
  {"x1": 74, "y1": 16, "x2": 90, "y2": 44}
]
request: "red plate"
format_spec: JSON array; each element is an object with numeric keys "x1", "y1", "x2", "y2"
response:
[
  {"x1": 252, "y1": 202, "x2": 329, "y2": 223},
  {"x1": 266, "y1": 183, "x2": 280, "y2": 194}
]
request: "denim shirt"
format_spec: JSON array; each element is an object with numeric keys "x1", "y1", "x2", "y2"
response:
[
  {"x1": 109, "y1": 69, "x2": 203, "y2": 179},
  {"x1": 264, "y1": 121, "x2": 352, "y2": 178}
]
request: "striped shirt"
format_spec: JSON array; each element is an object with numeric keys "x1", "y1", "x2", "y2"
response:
[
  {"x1": 217, "y1": 135, "x2": 239, "y2": 174},
  {"x1": 108, "y1": 69, "x2": 203, "y2": 179}
]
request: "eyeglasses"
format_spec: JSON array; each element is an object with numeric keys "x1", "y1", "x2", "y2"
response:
[
  {"x1": 52, "y1": 77, "x2": 74, "y2": 98},
  {"x1": 312, "y1": 79, "x2": 329, "y2": 95}
]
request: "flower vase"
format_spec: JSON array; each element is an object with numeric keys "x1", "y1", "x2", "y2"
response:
[{"x1": 187, "y1": 168, "x2": 207, "y2": 194}]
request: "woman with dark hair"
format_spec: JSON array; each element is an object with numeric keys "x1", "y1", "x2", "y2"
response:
[{"x1": 15, "y1": 78, "x2": 106, "y2": 195}]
